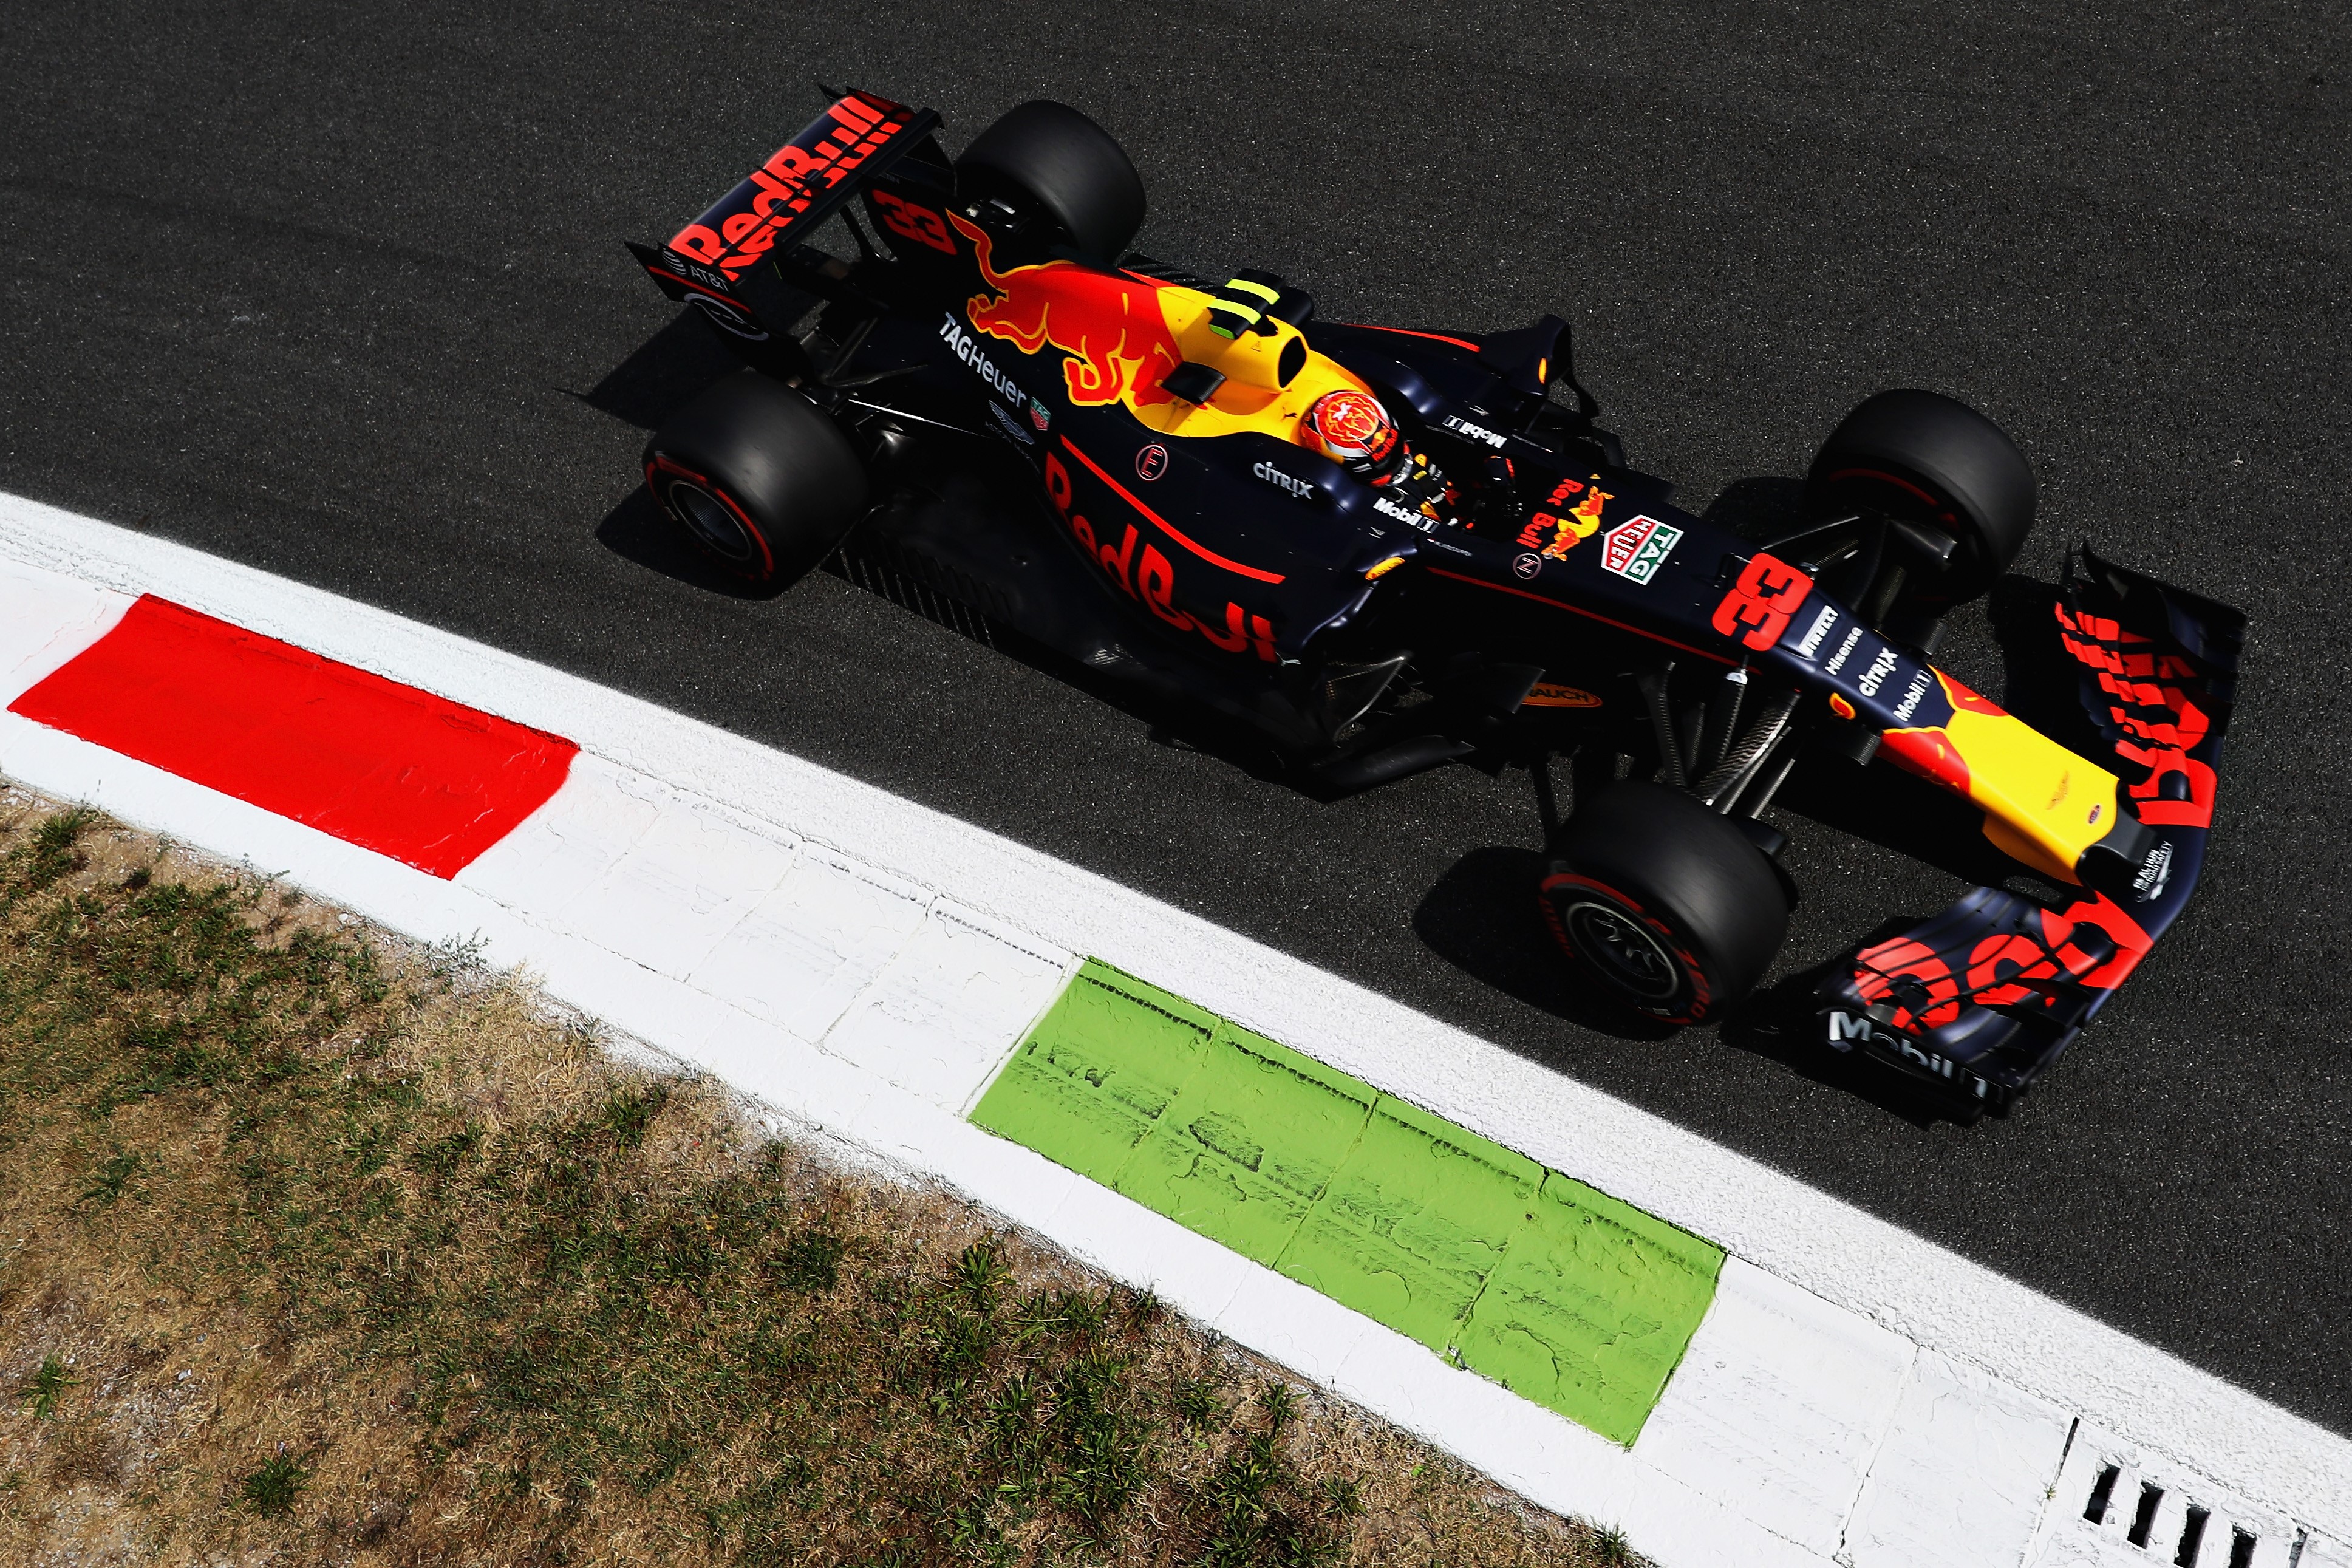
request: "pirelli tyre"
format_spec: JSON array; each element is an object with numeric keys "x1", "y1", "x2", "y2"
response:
[
  {"x1": 643, "y1": 372, "x2": 871, "y2": 588},
  {"x1": 1804, "y1": 389, "x2": 2036, "y2": 609},
  {"x1": 954, "y1": 100, "x2": 1146, "y2": 265},
  {"x1": 1539, "y1": 783, "x2": 1790, "y2": 1025}
]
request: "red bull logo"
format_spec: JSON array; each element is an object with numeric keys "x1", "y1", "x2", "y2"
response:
[
  {"x1": 669, "y1": 94, "x2": 918, "y2": 282},
  {"x1": 1516, "y1": 474, "x2": 1613, "y2": 556},
  {"x1": 949, "y1": 213, "x2": 1185, "y2": 412},
  {"x1": 1043, "y1": 450, "x2": 1278, "y2": 662}
]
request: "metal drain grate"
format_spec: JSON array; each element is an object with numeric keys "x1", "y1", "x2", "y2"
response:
[{"x1": 2029, "y1": 1420, "x2": 2338, "y2": 1568}]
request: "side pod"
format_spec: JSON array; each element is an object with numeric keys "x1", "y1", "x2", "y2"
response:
[{"x1": 1813, "y1": 546, "x2": 2247, "y2": 1110}]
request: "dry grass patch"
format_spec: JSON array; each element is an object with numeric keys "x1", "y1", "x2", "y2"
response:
[{"x1": 0, "y1": 788, "x2": 1638, "y2": 1566}]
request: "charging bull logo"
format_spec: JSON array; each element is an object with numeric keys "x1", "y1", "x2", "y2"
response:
[
  {"x1": 949, "y1": 212, "x2": 1184, "y2": 412},
  {"x1": 1516, "y1": 475, "x2": 1614, "y2": 557}
]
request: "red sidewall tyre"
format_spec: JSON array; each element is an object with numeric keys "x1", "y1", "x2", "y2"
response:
[
  {"x1": 1540, "y1": 783, "x2": 1790, "y2": 1025},
  {"x1": 642, "y1": 370, "x2": 871, "y2": 589},
  {"x1": 644, "y1": 457, "x2": 779, "y2": 580}
]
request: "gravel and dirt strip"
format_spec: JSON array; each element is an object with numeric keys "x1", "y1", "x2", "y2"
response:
[
  {"x1": 0, "y1": 793, "x2": 1621, "y2": 1567},
  {"x1": 2, "y1": 0, "x2": 2346, "y2": 1433}
]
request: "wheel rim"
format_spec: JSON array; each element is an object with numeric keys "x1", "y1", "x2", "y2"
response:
[
  {"x1": 668, "y1": 482, "x2": 756, "y2": 564},
  {"x1": 1563, "y1": 899, "x2": 1683, "y2": 1002}
]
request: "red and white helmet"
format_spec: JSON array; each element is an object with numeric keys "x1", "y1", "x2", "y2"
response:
[{"x1": 1304, "y1": 389, "x2": 1403, "y2": 477}]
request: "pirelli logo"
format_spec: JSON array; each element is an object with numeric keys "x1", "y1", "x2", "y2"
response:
[{"x1": 668, "y1": 94, "x2": 921, "y2": 281}]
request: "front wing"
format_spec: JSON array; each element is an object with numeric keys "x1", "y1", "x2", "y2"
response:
[{"x1": 1814, "y1": 547, "x2": 2247, "y2": 1110}]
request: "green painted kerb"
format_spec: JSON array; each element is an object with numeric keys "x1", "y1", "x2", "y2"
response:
[{"x1": 970, "y1": 961, "x2": 1723, "y2": 1445}]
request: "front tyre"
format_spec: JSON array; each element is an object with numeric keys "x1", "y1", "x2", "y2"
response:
[
  {"x1": 643, "y1": 371, "x2": 871, "y2": 589},
  {"x1": 1804, "y1": 389, "x2": 2035, "y2": 608},
  {"x1": 1539, "y1": 783, "x2": 1790, "y2": 1024}
]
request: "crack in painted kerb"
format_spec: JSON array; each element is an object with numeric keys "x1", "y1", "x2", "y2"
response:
[{"x1": 969, "y1": 960, "x2": 1723, "y2": 1445}]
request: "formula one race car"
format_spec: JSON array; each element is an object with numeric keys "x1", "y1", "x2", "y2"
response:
[{"x1": 625, "y1": 89, "x2": 2245, "y2": 1119}]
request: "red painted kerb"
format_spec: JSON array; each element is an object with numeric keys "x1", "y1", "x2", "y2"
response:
[{"x1": 9, "y1": 595, "x2": 576, "y2": 878}]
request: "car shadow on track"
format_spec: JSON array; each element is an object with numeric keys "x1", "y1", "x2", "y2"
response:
[
  {"x1": 1411, "y1": 844, "x2": 1678, "y2": 1044},
  {"x1": 577, "y1": 310, "x2": 746, "y2": 431},
  {"x1": 594, "y1": 486, "x2": 789, "y2": 601},
  {"x1": 579, "y1": 311, "x2": 801, "y2": 600},
  {"x1": 576, "y1": 310, "x2": 809, "y2": 601}
]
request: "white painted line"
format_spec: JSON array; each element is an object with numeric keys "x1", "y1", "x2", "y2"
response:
[{"x1": 2, "y1": 495, "x2": 2347, "y2": 1565}]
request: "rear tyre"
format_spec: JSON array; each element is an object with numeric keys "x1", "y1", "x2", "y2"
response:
[
  {"x1": 1539, "y1": 783, "x2": 1790, "y2": 1025},
  {"x1": 643, "y1": 371, "x2": 870, "y2": 589},
  {"x1": 1805, "y1": 389, "x2": 2035, "y2": 608},
  {"x1": 955, "y1": 100, "x2": 1146, "y2": 264}
]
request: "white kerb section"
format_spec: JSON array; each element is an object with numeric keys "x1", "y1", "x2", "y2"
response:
[
  {"x1": 1841, "y1": 1349, "x2": 2076, "y2": 1568},
  {"x1": 1637, "y1": 1258, "x2": 1918, "y2": 1557},
  {"x1": 1, "y1": 493, "x2": 2347, "y2": 1567},
  {"x1": 0, "y1": 551, "x2": 1822, "y2": 1568}
]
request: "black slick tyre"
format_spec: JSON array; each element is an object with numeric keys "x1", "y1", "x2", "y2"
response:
[
  {"x1": 1539, "y1": 783, "x2": 1790, "y2": 1025},
  {"x1": 1805, "y1": 389, "x2": 2036, "y2": 608},
  {"x1": 955, "y1": 100, "x2": 1146, "y2": 264},
  {"x1": 642, "y1": 371, "x2": 870, "y2": 589}
]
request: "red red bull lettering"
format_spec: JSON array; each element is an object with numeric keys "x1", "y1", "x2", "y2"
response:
[
  {"x1": 2056, "y1": 601, "x2": 2217, "y2": 828},
  {"x1": 669, "y1": 94, "x2": 916, "y2": 281},
  {"x1": 1043, "y1": 452, "x2": 1277, "y2": 661}
]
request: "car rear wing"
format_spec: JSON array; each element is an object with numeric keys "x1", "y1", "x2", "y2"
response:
[{"x1": 626, "y1": 89, "x2": 943, "y2": 344}]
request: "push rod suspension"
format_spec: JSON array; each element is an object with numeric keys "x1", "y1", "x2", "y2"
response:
[{"x1": 1694, "y1": 687, "x2": 1801, "y2": 810}]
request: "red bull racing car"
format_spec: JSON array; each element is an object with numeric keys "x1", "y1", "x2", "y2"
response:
[{"x1": 625, "y1": 90, "x2": 2245, "y2": 1120}]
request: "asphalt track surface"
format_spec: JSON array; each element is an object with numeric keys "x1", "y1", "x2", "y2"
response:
[{"x1": 6, "y1": 2, "x2": 2348, "y2": 1433}]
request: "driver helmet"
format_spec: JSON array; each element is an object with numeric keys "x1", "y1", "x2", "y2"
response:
[{"x1": 1304, "y1": 389, "x2": 1405, "y2": 480}]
